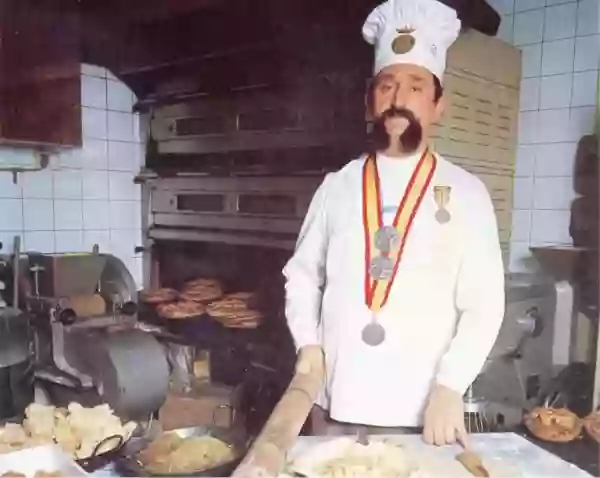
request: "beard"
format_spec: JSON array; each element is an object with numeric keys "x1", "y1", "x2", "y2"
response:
[{"x1": 368, "y1": 107, "x2": 423, "y2": 154}]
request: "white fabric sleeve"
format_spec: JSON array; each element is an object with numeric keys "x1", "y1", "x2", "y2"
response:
[
  {"x1": 435, "y1": 180, "x2": 506, "y2": 395},
  {"x1": 282, "y1": 174, "x2": 332, "y2": 351}
]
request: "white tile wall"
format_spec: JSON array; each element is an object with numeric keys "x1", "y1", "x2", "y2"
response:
[
  {"x1": 500, "y1": 1, "x2": 600, "y2": 272},
  {"x1": 0, "y1": 64, "x2": 144, "y2": 287}
]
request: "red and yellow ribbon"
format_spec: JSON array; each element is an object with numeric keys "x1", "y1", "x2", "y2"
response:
[{"x1": 362, "y1": 150, "x2": 437, "y2": 313}]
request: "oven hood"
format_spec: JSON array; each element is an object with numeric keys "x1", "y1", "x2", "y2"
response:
[{"x1": 81, "y1": 1, "x2": 501, "y2": 161}]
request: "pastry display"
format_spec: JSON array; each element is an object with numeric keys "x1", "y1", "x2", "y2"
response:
[
  {"x1": 137, "y1": 433, "x2": 235, "y2": 474},
  {"x1": 523, "y1": 407, "x2": 582, "y2": 443},
  {"x1": 156, "y1": 301, "x2": 206, "y2": 320},
  {"x1": 583, "y1": 409, "x2": 600, "y2": 442},
  {"x1": 0, "y1": 403, "x2": 136, "y2": 460},
  {"x1": 139, "y1": 288, "x2": 178, "y2": 304}
]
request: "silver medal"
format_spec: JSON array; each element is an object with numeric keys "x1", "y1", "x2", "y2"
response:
[
  {"x1": 435, "y1": 209, "x2": 451, "y2": 224},
  {"x1": 374, "y1": 225, "x2": 400, "y2": 253},
  {"x1": 369, "y1": 256, "x2": 394, "y2": 280},
  {"x1": 362, "y1": 321, "x2": 386, "y2": 346}
]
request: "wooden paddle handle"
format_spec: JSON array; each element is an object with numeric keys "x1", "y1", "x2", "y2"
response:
[{"x1": 231, "y1": 345, "x2": 325, "y2": 478}]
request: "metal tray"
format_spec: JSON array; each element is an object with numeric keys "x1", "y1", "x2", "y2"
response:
[
  {"x1": 114, "y1": 425, "x2": 248, "y2": 477},
  {"x1": 0, "y1": 445, "x2": 89, "y2": 476}
]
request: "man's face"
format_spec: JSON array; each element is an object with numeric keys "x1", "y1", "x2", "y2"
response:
[{"x1": 368, "y1": 63, "x2": 444, "y2": 154}]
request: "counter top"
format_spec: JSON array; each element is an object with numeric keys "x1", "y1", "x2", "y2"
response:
[
  {"x1": 288, "y1": 432, "x2": 594, "y2": 477},
  {"x1": 90, "y1": 430, "x2": 600, "y2": 477}
]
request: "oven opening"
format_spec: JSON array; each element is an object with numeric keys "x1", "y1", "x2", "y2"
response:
[
  {"x1": 176, "y1": 194, "x2": 225, "y2": 212},
  {"x1": 150, "y1": 240, "x2": 298, "y2": 436}
]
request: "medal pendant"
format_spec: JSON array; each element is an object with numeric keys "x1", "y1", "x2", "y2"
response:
[
  {"x1": 374, "y1": 225, "x2": 400, "y2": 253},
  {"x1": 369, "y1": 256, "x2": 394, "y2": 280},
  {"x1": 435, "y1": 208, "x2": 451, "y2": 224},
  {"x1": 362, "y1": 320, "x2": 386, "y2": 346}
]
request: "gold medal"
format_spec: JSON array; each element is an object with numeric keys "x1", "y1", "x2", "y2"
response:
[{"x1": 391, "y1": 26, "x2": 416, "y2": 55}]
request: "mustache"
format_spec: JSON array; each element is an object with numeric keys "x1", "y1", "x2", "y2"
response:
[{"x1": 367, "y1": 107, "x2": 422, "y2": 154}]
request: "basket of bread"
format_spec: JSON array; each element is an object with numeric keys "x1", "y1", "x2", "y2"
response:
[{"x1": 0, "y1": 403, "x2": 137, "y2": 472}]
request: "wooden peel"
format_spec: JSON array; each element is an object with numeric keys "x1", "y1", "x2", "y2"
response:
[{"x1": 456, "y1": 447, "x2": 490, "y2": 477}]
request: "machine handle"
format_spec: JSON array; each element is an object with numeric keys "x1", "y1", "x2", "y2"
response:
[
  {"x1": 518, "y1": 307, "x2": 544, "y2": 339},
  {"x1": 134, "y1": 246, "x2": 146, "y2": 254},
  {"x1": 58, "y1": 308, "x2": 77, "y2": 325},
  {"x1": 120, "y1": 301, "x2": 138, "y2": 316},
  {"x1": 212, "y1": 404, "x2": 235, "y2": 427}
]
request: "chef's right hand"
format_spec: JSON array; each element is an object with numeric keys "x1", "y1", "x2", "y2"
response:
[{"x1": 422, "y1": 384, "x2": 470, "y2": 447}]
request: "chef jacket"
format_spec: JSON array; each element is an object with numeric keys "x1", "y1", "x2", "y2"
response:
[{"x1": 282, "y1": 150, "x2": 505, "y2": 427}]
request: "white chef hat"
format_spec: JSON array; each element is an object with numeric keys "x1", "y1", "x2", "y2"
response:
[{"x1": 362, "y1": 0, "x2": 461, "y2": 82}]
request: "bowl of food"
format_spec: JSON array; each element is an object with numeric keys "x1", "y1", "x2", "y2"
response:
[{"x1": 115, "y1": 426, "x2": 247, "y2": 477}]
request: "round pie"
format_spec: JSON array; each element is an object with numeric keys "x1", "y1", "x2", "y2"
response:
[
  {"x1": 524, "y1": 407, "x2": 582, "y2": 442},
  {"x1": 180, "y1": 287, "x2": 223, "y2": 303},
  {"x1": 226, "y1": 292, "x2": 255, "y2": 302},
  {"x1": 156, "y1": 301, "x2": 205, "y2": 320},
  {"x1": 583, "y1": 410, "x2": 600, "y2": 442},
  {"x1": 206, "y1": 298, "x2": 251, "y2": 318},
  {"x1": 183, "y1": 278, "x2": 222, "y2": 290},
  {"x1": 139, "y1": 288, "x2": 178, "y2": 304}
]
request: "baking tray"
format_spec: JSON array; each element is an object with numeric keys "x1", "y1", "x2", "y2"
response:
[
  {"x1": 114, "y1": 425, "x2": 248, "y2": 477},
  {"x1": 0, "y1": 445, "x2": 89, "y2": 476}
]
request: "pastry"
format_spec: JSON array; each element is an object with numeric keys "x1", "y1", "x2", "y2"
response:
[
  {"x1": 183, "y1": 278, "x2": 222, "y2": 290},
  {"x1": 226, "y1": 292, "x2": 255, "y2": 302},
  {"x1": 140, "y1": 288, "x2": 178, "y2": 304},
  {"x1": 583, "y1": 410, "x2": 600, "y2": 442},
  {"x1": 524, "y1": 407, "x2": 582, "y2": 442},
  {"x1": 180, "y1": 288, "x2": 223, "y2": 303},
  {"x1": 156, "y1": 301, "x2": 206, "y2": 319},
  {"x1": 206, "y1": 298, "x2": 249, "y2": 317}
]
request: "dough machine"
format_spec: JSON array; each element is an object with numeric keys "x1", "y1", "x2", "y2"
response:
[
  {"x1": 8, "y1": 249, "x2": 170, "y2": 421},
  {"x1": 465, "y1": 272, "x2": 561, "y2": 431}
]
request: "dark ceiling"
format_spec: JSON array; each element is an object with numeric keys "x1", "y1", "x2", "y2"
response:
[{"x1": 71, "y1": 0, "x2": 499, "y2": 106}]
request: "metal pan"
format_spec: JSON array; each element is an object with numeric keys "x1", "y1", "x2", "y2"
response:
[
  {"x1": 114, "y1": 425, "x2": 248, "y2": 477},
  {"x1": 76, "y1": 434, "x2": 125, "y2": 472}
]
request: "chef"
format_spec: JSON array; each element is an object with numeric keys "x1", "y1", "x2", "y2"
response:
[{"x1": 282, "y1": 0, "x2": 505, "y2": 446}]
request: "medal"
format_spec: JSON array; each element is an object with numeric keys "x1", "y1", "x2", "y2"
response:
[
  {"x1": 435, "y1": 209, "x2": 451, "y2": 224},
  {"x1": 369, "y1": 256, "x2": 394, "y2": 280},
  {"x1": 433, "y1": 185, "x2": 451, "y2": 224},
  {"x1": 374, "y1": 225, "x2": 400, "y2": 253},
  {"x1": 361, "y1": 151, "x2": 437, "y2": 347},
  {"x1": 362, "y1": 320, "x2": 386, "y2": 347}
]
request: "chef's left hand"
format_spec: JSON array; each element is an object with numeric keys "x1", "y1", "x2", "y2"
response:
[{"x1": 422, "y1": 384, "x2": 469, "y2": 447}]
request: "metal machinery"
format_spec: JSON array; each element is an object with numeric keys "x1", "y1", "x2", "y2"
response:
[
  {"x1": 0, "y1": 240, "x2": 34, "y2": 422},
  {"x1": 4, "y1": 243, "x2": 170, "y2": 421}
]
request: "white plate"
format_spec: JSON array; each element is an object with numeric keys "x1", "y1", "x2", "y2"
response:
[{"x1": 0, "y1": 445, "x2": 89, "y2": 476}]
